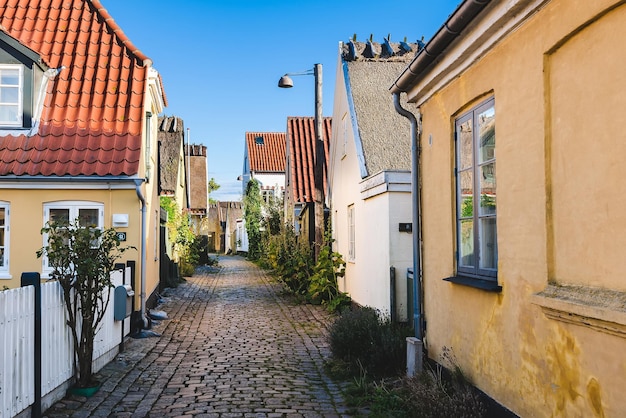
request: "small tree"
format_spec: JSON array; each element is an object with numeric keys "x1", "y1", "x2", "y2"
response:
[
  {"x1": 208, "y1": 177, "x2": 221, "y2": 205},
  {"x1": 37, "y1": 220, "x2": 132, "y2": 388}
]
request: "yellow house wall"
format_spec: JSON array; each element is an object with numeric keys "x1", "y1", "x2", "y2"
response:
[
  {"x1": 414, "y1": 0, "x2": 626, "y2": 416},
  {"x1": 1, "y1": 188, "x2": 141, "y2": 290},
  {"x1": 142, "y1": 101, "x2": 162, "y2": 308}
]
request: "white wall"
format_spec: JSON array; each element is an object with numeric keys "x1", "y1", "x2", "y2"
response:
[{"x1": 330, "y1": 50, "x2": 413, "y2": 318}]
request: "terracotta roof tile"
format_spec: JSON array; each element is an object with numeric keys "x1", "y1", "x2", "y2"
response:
[
  {"x1": 286, "y1": 117, "x2": 331, "y2": 203},
  {"x1": 245, "y1": 132, "x2": 286, "y2": 173},
  {"x1": 0, "y1": 0, "x2": 152, "y2": 177}
]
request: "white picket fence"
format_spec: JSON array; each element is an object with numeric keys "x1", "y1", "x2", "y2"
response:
[{"x1": 0, "y1": 268, "x2": 132, "y2": 418}]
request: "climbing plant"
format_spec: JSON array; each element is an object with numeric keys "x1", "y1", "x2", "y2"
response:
[{"x1": 160, "y1": 196, "x2": 196, "y2": 275}]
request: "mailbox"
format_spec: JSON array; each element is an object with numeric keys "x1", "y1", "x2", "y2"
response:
[{"x1": 114, "y1": 285, "x2": 134, "y2": 321}]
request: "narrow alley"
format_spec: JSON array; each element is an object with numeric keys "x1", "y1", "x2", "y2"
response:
[{"x1": 43, "y1": 256, "x2": 350, "y2": 418}]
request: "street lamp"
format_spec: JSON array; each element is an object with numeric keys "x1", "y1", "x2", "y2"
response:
[{"x1": 278, "y1": 63, "x2": 324, "y2": 260}]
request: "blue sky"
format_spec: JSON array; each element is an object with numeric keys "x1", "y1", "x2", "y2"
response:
[{"x1": 102, "y1": 0, "x2": 461, "y2": 201}]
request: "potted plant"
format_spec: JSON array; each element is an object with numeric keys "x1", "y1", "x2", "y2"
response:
[{"x1": 37, "y1": 219, "x2": 132, "y2": 391}]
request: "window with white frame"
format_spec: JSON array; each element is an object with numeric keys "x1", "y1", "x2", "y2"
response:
[
  {"x1": 0, "y1": 65, "x2": 23, "y2": 126},
  {"x1": 42, "y1": 202, "x2": 104, "y2": 274},
  {"x1": 348, "y1": 204, "x2": 355, "y2": 261},
  {"x1": 0, "y1": 202, "x2": 9, "y2": 276},
  {"x1": 261, "y1": 188, "x2": 275, "y2": 204},
  {"x1": 455, "y1": 97, "x2": 497, "y2": 280}
]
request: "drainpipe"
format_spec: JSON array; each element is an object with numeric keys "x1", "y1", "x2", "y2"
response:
[
  {"x1": 134, "y1": 179, "x2": 148, "y2": 328},
  {"x1": 393, "y1": 93, "x2": 422, "y2": 341}
]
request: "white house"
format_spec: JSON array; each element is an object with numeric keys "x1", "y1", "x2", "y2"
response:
[{"x1": 329, "y1": 38, "x2": 419, "y2": 321}]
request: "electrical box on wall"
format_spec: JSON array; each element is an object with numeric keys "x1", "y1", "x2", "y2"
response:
[
  {"x1": 112, "y1": 214, "x2": 129, "y2": 227},
  {"x1": 399, "y1": 223, "x2": 412, "y2": 233}
]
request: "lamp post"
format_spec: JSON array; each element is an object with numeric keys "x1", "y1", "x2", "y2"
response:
[{"x1": 278, "y1": 63, "x2": 324, "y2": 260}]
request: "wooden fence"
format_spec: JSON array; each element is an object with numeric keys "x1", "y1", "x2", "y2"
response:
[{"x1": 0, "y1": 268, "x2": 132, "y2": 417}]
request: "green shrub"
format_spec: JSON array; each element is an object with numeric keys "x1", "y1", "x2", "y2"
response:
[
  {"x1": 307, "y1": 230, "x2": 351, "y2": 313},
  {"x1": 329, "y1": 306, "x2": 412, "y2": 378}
]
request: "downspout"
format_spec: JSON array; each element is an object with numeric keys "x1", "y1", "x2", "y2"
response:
[
  {"x1": 134, "y1": 178, "x2": 148, "y2": 328},
  {"x1": 393, "y1": 93, "x2": 422, "y2": 341}
]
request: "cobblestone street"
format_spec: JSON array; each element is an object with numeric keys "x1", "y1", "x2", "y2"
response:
[{"x1": 43, "y1": 255, "x2": 350, "y2": 418}]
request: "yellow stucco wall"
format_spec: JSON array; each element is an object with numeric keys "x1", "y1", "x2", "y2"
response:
[
  {"x1": 414, "y1": 0, "x2": 626, "y2": 416},
  {"x1": 1, "y1": 188, "x2": 140, "y2": 286}
]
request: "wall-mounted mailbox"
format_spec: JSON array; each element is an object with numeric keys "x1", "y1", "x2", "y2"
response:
[
  {"x1": 399, "y1": 223, "x2": 412, "y2": 233},
  {"x1": 114, "y1": 285, "x2": 134, "y2": 321},
  {"x1": 112, "y1": 213, "x2": 129, "y2": 227}
]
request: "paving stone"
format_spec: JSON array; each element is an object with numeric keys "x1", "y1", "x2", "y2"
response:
[{"x1": 42, "y1": 256, "x2": 351, "y2": 417}]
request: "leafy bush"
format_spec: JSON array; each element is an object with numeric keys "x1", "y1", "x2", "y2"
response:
[
  {"x1": 328, "y1": 306, "x2": 412, "y2": 378},
  {"x1": 307, "y1": 230, "x2": 351, "y2": 312},
  {"x1": 262, "y1": 222, "x2": 313, "y2": 295}
]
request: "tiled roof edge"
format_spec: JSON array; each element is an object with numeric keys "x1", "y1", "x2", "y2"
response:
[{"x1": 89, "y1": 0, "x2": 150, "y2": 65}]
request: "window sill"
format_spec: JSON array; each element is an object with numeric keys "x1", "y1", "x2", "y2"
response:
[
  {"x1": 531, "y1": 284, "x2": 626, "y2": 338},
  {"x1": 443, "y1": 275, "x2": 502, "y2": 292}
]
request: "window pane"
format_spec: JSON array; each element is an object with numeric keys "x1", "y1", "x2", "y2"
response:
[
  {"x1": 479, "y1": 218, "x2": 498, "y2": 270},
  {"x1": 459, "y1": 170, "x2": 473, "y2": 218},
  {"x1": 78, "y1": 208, "x2": 99, "y2": 227},
  {"x1": 459, "y1": 119, "x2": 473, "y2": 170},
  {"x1": 0, "y1": 105, "x2": 19, "y2": 122},
  {"x1": 478, "y1": 106, "x2": 495, "y2": 163},
  {"x1": 480, "y1": 162, "x2": 496, "y2": 216},
  {"x1": 0, "y1": 207, "x2": 4, "y2": 226},
  {"x1": 50, "y1": 209, "x2": 70, "y2": 224},
  {"x1": 0, "y1": 69, "x2": 19, "y2": 85},
  {"x1": 0, "y1": 86, "x2": 18, "y2": 103},
  {"x1": 0, "y1": 248, "x2": 4, "y2": 267},
  {"x1": 459, "y1": 219, "x2": 474, "y2": 267}
]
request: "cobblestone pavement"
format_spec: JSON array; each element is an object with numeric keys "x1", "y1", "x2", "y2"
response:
[{"x1": 43, "y1": 255, "x2": 351, "y2": 418}]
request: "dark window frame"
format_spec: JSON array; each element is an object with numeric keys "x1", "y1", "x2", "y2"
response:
[{"x1": 452, "y1": 97, "x2": 498, "y2": 289}]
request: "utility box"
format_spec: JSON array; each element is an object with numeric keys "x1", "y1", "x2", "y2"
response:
[{"x1": 114, "y1": 285, "x2": 134, "y2": 321}]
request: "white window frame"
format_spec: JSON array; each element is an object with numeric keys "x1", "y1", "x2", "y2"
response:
[
  {"x1": 0, "y1": 202, "x2": 9, "y2": 278},
  {"x1": 348, "y1": 204, "x2": 355, "y2": 262},
  {"x1": 42, "y1": 201, "x2": 104, "y2": 277},
  {"x1": 0, "y1": 64, "x2": 23, "y2": 127}
]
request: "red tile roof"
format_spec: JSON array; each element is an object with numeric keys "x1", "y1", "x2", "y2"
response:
[
  {"x1": 286, "y1": 117, "x2": 331, "y2": 203},
  {"x1": 245, "y1": 132, "x2": 286, "y2": 173},
  {"x1": 0, "y1": 0, "x2": 155, "y2": 177}
]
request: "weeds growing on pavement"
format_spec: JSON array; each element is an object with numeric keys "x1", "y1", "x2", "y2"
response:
[
  {"x1": 328, "y1": 306, "x2": 412, "y2": 378},
  {"x1": 326, "y1": 307, "x2": 488, "y2": 417}
]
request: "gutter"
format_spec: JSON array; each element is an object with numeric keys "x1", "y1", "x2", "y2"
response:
[
  {"x1": 392, "y1": 93, "x2": 423, "y2": 341},
  {"x1": 390, "y1": 0, "x2": 491, "y2": 94}
]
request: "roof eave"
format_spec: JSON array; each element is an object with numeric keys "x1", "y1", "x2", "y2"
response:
[{"x1": 390, "y1": 0, "x2": 492, "y2": 95}]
